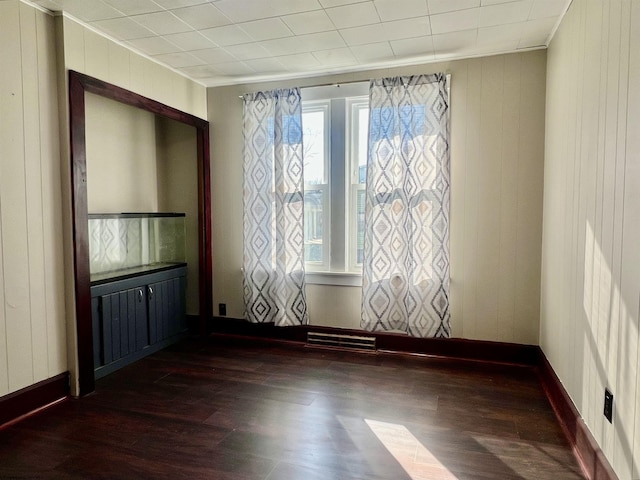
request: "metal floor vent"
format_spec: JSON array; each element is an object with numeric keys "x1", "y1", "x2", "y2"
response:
[{"x1": 307, "y1": 331, "x2": 376, "y2": 351}]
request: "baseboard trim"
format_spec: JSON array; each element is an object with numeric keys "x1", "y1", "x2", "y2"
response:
[
  {"x1": 208, "y1": 317, "x2": 539, "y2": 366},
  {"x1": 537, "y1": 350, "x2": 617, "y2": 480},
  {"x1": 0, "y1": 372, "x2": 70, "y2": 429}
]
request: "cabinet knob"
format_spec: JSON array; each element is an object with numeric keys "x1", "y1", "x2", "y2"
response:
[
  {"x1": 137, "y1": 289, "x2": 144, "y2": 302},
  {"x1": 148, "y1": 286, "x2": 154, "y2": 299}
]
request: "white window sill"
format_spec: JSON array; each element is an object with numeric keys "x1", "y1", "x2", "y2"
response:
[{"x1": 305, "y1": 271, "x2": 362, "y2": 286}]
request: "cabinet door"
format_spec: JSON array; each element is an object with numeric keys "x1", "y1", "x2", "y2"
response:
[
  {"x1": 147, "y1": 276, "x2": 186, "y2": 342},
  {"x1": 96, "y1": 286, "x2": 148, "y2": 365}
]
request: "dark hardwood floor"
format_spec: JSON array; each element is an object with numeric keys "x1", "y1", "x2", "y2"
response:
[{"x1": 0, "y1": 336, "x2": 585, "y2": 479}]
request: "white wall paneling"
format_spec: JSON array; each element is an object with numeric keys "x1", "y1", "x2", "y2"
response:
[
  {"x1": 541, "y1": 0, "x2": 640, "y2": 477},
  {"x1": 0, "y1": 1, "x2": 67, "y2": 396}
]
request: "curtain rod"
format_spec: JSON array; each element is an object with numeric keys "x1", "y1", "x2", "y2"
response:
[
  {"x1": 300, "y1": 79, "x2": 369, "y2": 89},
  {"x1": 239, "y1": 73, "x2": 451, "y2": 98},
  {"x1": 239, "y1": 79, "x2": 368, "y2": 98}
]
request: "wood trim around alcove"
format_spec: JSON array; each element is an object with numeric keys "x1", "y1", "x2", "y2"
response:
[{"x1": 68, "y1": 70, "x2": 212, "y2": 396}]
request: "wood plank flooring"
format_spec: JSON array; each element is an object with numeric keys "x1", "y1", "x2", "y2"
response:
[{"x1": 0, "y1": 336, "x2": 585, "y2": 479}]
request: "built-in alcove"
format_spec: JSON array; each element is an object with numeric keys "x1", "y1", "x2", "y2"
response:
[
  {"x1": 69, "y1": 71, "x2": 211, "y2": 396},
  {"x1": 84, "y1": 93, "x2": 200, "y2": 315}
]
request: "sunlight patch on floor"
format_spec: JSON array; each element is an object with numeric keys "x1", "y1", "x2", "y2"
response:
[{"x1": 365, "y1": 419, "x2": 458, "y2": 480}]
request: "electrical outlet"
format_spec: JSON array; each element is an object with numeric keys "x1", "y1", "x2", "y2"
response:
[
  {"x1": 219, "y1": 303, "x2": 226, "y2": 316},
  {"x1": 604, "y1": 389, "x2": 613, "y2": 423}
]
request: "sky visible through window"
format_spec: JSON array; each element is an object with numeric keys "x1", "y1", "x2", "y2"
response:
[{"x1": 302, "y1": 110, "x2": 325, "y2": 185}]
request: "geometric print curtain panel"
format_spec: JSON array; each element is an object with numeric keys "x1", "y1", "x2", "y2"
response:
[
  {"x1": 242, "y1": 88, "x2": 309, "y2": 326},
  {"x1": 361, "y1": 74, "x2": 451, "y2": 338}
]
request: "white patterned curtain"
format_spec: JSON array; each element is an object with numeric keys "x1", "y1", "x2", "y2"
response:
[
  {"x1": 242, "y1": 88, "x2": 309, "y2": 326},
  {"x1": 361, "y1": 74, "x2": 450, "y2": 338}
]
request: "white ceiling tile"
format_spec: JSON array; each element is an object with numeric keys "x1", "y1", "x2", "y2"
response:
[
  {"x1": 312, "y1": 47, "x2": 358, "y2": 66},
  {"x1": 472, "y1": 40, "x2": 518, "y2": 55},
  {"x1": 58, "y1": 0, "x2": 124, "y2": 21},
  {"x1": 517, "y1": 16, "x2": 556, "y2": 45},
  {"x1": 261, "y1": 31, "x2": 345, "y2": 55},
  {"x1": 44, "y1": 0, "x2": 566, "y2": 85},
  {"x1": 278, "y1": 53, "x2": 322, "y2": 70},
  {"x1": 214, "y1": 0, "x2": 321, "y2": 23},
  {"x1": 480, "y1": 0, "x2": 515, "y2": 5},
  {"x1": 191, "y1": 47, "x2": 236, "y2": 64},
  {"x1": 102, "y1": 0, "x2": 162, "y2": 16},
  {"x1": 325, "y1": 2, "x2": 381, "y2": 29},
  {"x1": 153, "y1": 0, "x2": 204, "y2": 7},
  {"x1": 91, "y1": 17, "x2": 156, "y2": 40},
  {"x1": 374, "y1": 0, "x2": 429, "y2": 22},
  {"x1": 529, "y1": 0, "x2": 569, "y2": 20},
  {"x1": 349, "y1": 41, "x2": 394, "y2": 61},
  {"x1": 127, "y1": 35, "x2": 182, "y2": 55},
  {"x1": 179, "y1": 64, "x2": 222, "y2": 79},
  {"x1": 339, "y1": 24, "x2": 385, "y2": 46},
  {"x1": 162, "y1": 31, "x2": 217, "y2": 51},
  {"x1": 432, "y1": 28, "x2": 477, "y2": 54},
  {"x1": 201, "y1": 25, "x2": 254, "y2": 46},
  {"x1": 430, "y1": 7, "x2": 479, "y2": 35},
  {"x1": 340, "y1": 17, "x2": 430, "y2": 46},
  {"x1": 214, "y1": 61, "x2": 255, "y2": 75},
  {"x1": 152, "y1": 51, "x2": 204, "y2": 67},
  {"x1": 269, "y1": 0, "x2": 324, "y2": 16},
  {"x1": 478, "y1": 22, "x2": 521, "y2": 41},
  {"x1": 259, "y1": 37, "x2": 302, "y2": 56},
  {"x1": 170, "y1": 4, "x2": 231, "y2": 30},
  {"x1": 132, "y1": 11, "x2": 191, "y2": 35},
  {"x1": 479, "y1": 0, "x2": 532, "y2": 27},
  {"x1": 240, "y1": 18, "x2": 294, "y2": 41},
  {"x1": 390, "y1": 35, "x2": 434, "y2": 58},
  {"x1": 318, "y1": 0, "x2": 362, "y2": 7},
  {"x1": 297, "y1": 30, "x2": 347, "y2": 50},
  {"x1": 281, "y1": 10, "x2": 335, "y2": 35},
  {"x1": 225, "y1": 42, "x2": 272, "y2": 60},
  {"x1": 244, "y1": 58, "x2": 287, "y2": 73},
  {"x1": 384, "y1": 16, "x2": 431, "y2": 37},
  {"x1": 427, "y1": 0, "x2": 479, "y2": 15}
]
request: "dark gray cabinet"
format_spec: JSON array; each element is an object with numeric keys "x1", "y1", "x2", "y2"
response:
[{"x1": 91, "y1": 265, "x2": 187, "y2": 378}]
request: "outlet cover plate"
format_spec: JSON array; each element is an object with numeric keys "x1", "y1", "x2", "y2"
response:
[{"x1": 604, "y1": 389, "x2": 613, "y2": 423}]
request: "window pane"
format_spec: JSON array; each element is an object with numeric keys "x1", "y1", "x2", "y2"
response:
[
  {"x1": 304, "y1": 189, "x2": 324, "y2": 263},
  {"x1": 302, "y1": 110, "x2": 326, "y2": 185},
  {"x1": 357, "y1": 107, "x2": 369, "y2": 183}
]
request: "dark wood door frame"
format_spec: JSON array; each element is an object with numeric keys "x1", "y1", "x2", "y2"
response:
[{"x1": 68, "y1": 70, "x2": 212, "y2": 396}]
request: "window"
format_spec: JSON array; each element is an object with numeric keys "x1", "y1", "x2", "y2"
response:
[
  {"x1": 302, "y1": 102, "x2": 330, "y2": 270},
  {"x1": 302, "y1": 83, "x2": 369, "y2": 279}
]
